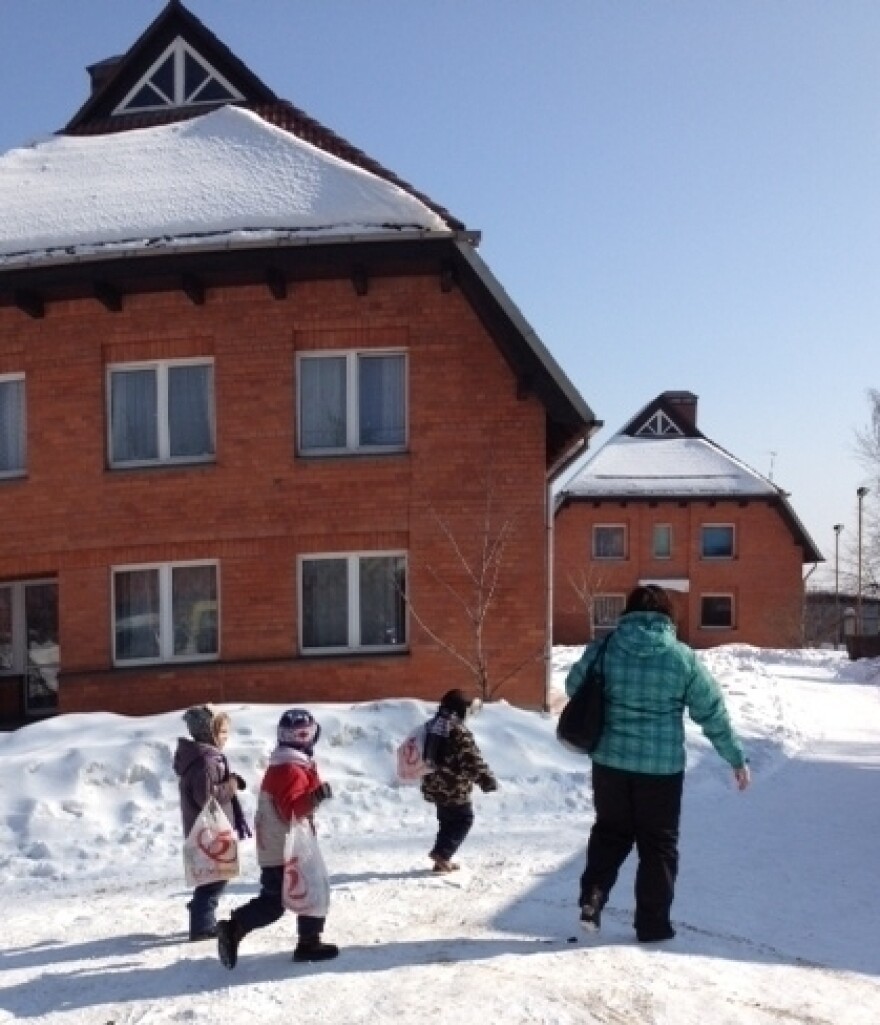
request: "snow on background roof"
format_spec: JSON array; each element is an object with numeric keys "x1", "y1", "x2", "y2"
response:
[
  {"x1": 0, "y1": 106, "x2": 450, "y2": 268},
  {"x1": 565, "y1": 434, "x2": 778, "y2": 498}
]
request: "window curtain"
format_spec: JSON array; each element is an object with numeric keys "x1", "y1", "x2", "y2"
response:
[
  {"x1": 300, "y1": 358, "x2": 347, "y2": 450},
  {"x1": 114, "y1": 569, "x2": 160, "y2": 660},
  {"x1": 171, "y1": 564, "x2": 217, "y2": 656},
  {"x1": 0, "y1": 378, "x2": 25, "y2": 474},
  {"x1": 359, "y1": 355, "x2": 405, "y2": 447},
  {"x1": 169, "y1": 365, "x2": 214, "y2": 458},
  {"x1": 359, "y1": 556, "x2": 406, "y2": 646},
  {"x1": 0, "y1": 587, "x2": 12, "y2": 670},
  {"x1": 302, "y1": 559, "x2": 348, "y2": 647},
  {"x1": 110, "y1": 370, "x2": 158, "y2": 463}
]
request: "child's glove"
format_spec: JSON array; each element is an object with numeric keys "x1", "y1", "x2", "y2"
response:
[
  {"x1": 480, "y1": 777, "x2": 499, "y2": 793},
  {"x1": 232, "y1": 773, "x2": 247, "y2": 791},
  {"x1": 312, "y1": 782, "x2": 333, "y2": 806}
]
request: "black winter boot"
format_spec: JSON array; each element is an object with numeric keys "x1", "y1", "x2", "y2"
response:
[
  {"x1": 217, "y1": 918, "x2": 245, "y2": 970},
  {"x1": 293, "y1": 935, "x2": 339, "y2": 962},
  {"x1": 580, "y1": 886, "x2": 605, "y2": 933}
]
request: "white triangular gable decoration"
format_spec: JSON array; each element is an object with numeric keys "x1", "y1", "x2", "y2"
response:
[
  {"x1": 635, "y1": 410, "x2": 683, "y2": 437},
  {"x1": 114, "y1": 38, "x2": 244, "y2": 114}
]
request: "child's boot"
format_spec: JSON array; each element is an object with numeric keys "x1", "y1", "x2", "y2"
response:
[{"x1": 293, "y1": 934, "x2": 339, "y2": 962}]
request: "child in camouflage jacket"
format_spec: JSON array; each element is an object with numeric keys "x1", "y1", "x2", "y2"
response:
[{"x1": 420, "y1": 688, "x2": 498, "y2": 872}]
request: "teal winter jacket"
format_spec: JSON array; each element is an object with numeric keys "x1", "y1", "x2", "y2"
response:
[{"x1": 564, "y1": 612, "x2": 746, "y2": 775}]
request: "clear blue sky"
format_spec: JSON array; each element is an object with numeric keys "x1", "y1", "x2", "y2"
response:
[{"x1": 3, "y1": 1, "x2": 878, "y2": 582}]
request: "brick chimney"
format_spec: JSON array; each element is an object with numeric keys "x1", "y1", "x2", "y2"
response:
[
  {"x1": 663, "y1": 391, "x2": 698, "y2": 430},
  {"x1": 87, "y1": 56, "x2": 124, "y2": 97}
]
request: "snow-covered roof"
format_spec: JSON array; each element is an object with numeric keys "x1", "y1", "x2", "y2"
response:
[
  {"x1": 0, "y1": 105, "x2": 451, "y2": 269},
  {"x1": 564, "y1": 434, "x2": 778, "y2": 498}
]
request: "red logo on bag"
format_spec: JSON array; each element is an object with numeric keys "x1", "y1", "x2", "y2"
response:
[
  {"x1": 402, "y1": 738, "x2": 420, "y2": 766},
  {"x1": 284, "y1": 857, "x2": 308, "y2": 901},
  {"x1": 197, "y1": 827, "x2": 237, "y2": 863}
]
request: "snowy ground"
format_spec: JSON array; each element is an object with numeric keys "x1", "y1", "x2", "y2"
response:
[{"x1": 2, "y1": 645, "x2": 880, "y2": 1024}]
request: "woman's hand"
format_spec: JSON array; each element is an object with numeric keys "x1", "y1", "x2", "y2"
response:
[{"x1": 734, "y1": 764, "x2": 751, "y2": 791}]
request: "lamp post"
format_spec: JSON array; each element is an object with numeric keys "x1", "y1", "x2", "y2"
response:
[
  {"x1": 834, "y1": 523, "x2": 844, "y2": 644},
  {"x1": 857, "y1": 487, "x2": 869, "y2": 633}
]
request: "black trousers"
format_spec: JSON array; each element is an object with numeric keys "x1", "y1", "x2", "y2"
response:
[
  {"x1": 431, "y1": 802, "x2": 475, "y2": 861},
  {"x1": 580, "y1": 762, "x2": 684, "y2": 938}
]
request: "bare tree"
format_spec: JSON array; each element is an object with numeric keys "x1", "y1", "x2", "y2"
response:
[{"x1": 402, "y1": 474, "x2": 544, "y2": 702}]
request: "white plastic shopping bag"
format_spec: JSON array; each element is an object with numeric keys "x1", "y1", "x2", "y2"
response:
[
  {"x1": 183, "y1": 797, "x2": 240, "y2": 887},
  {"x1": 396, "y1": 722, "x2": 430, "y2": 783},
  {"x1": 282, "y1": 819, "x2": 330, "y2": 917}
]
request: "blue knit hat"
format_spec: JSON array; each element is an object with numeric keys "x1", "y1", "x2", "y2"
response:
[{"x1": 277, "y1": 708, "x2": 321, "y2": 752}]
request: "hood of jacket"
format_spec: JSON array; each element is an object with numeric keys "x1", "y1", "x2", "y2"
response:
[
  {"x1": 172, "y1": 736, "x2": 219, "y2": 778},
  {"x1": 612, "y1": 611, "x2": 678, "y2": 658}
]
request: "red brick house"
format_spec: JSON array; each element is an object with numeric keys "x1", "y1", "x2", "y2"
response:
[
  {"x1": 553, "y1": 391, "x2": 822, "y2": 649},
  {"x1": 0, "y1": 1, "x2": 598, "y2": 724}
]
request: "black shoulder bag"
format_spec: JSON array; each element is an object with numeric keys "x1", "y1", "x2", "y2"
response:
[{"x1": 556, "y1": 633, "x2": 612, "y2": 754}]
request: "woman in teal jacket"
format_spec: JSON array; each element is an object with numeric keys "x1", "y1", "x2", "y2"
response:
[{"x1": 565, "y1": 584, "x2": 750, "y2": 942}]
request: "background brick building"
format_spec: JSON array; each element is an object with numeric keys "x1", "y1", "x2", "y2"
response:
[{"x1": 553, "y1": 391, "x2": 822, "y2": 649}]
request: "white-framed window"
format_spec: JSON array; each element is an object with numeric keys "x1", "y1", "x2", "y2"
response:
[
  {"x1": 112, "y1": 561, "x2": 219, "y2": 665},
  {"x1": 701, "y1": 524, "x2": 735, "y2": 559},
  {"x1": 592, "y1": 594, "x2": 625, "y2": 638},
  {"x1": 700, "y1": 594, "x2": 734, "y2": 629},
  {"x1": 0, "y1": 373, "x2": 25, "y2": 478},
  {"x1": 652, "y1": 524, "x2": 672, "y2": 559},
  {"x1": 0, "y1": 578, "x2": 59, "y2": 713},
  {"x1": 107, "y1": 359, "x2": 215, "y2": 468},
  {"x1": 297, "y1": 351, "x2": 407, "y2": 455},
  {"x1": 299, "y1": 551, "x2": 407, "y2": 654},
  {"x1": 593, "y1": 524, "x2": 627, "y2": 560},
  {"x1": 114, "y1": 38, "x2": 243, "y2": 114}
]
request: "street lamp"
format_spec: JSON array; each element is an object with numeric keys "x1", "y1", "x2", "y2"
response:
[
  {"x1": 857, "y1": 487, "x2": 869, "y2": 633},
  {"x1": 834, "y1": 523, "x2": 844, "y2": 644}
]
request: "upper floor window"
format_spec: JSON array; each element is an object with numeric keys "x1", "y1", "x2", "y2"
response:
[
  {"x1": 0, "y1": 374, "x2": 25, "y2": 478},
  {"x1": 112, "y1": 560, "x2": 218, "y2": 665},
  {"x1": 652, "y1": 524, "x2": 672, "y2": 559},
  {"x1": 701, "y1": 594, "x2": 734, "y2": 629},
  {"x1": 297, "y1": 351, "x2": 407, "y2": 456},
  {"x1": 701, "y1": 524, "x2": 735, "y2": 559},
  {"x1": 108, "y1": 360, "x2": 215, "y2": 468},
  {"x1": 592, "y1": 594, "x2": 625, "y2": 638},
  {"x1": 593, "y1": 525, "x2": 627, "y2": 560},
  {"x1": 299, "y1": 551, "x2": 407, "y2": 654},
  {"x1": 114, "y1": 39, "x2": 243, "y2": 114}
]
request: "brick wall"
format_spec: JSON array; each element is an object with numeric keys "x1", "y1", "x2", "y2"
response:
[
  {"x1": 553, "y1": 498, "x2": 805, "y2": 648},
  {"x1": 0, "y1": 273, "x2": 551, "y2": 715}
]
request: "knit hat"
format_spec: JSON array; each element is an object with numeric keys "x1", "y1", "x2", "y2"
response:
[
  {"x1": 277, "y1": 708, "x2": 321, "y2": 752},
  {"x1": 438, "y1": 688, "x2": 473, "y2": 720},
  {"x1": 183, "y1": 704, "x2": 217, "y2": 744}
]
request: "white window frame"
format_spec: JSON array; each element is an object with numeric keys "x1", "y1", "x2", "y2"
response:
[
  {"x1": 700, "y1": 593, "x2": 735, "y2": 630},
  {"x1": 298, "y1": 550, "x2": 408, "y2": 655},
  {"x1": 106, "y1": 358, "x2": 216, "y2": 468},
  {"x1": 0, "y1": 373, "x2": 26, "y2": 479},
  {"x1": 111, "y1": 560, "x2": 219, "y2": 666},
  {"x1": 592, "y1": 524, "x2": 627, "y2": 560},
  {"x1": 701, "y1": 523, "x2": 735, "y2": 560},
  {"x1": 114, "y1": 38, "x2": 244, "y2": 114},
  {"x1": 591, "y1": 593, "x2": 625, "y2": 638},
  {"x1": 652, "y1": 523, "x2": 672, "y2": 560},
  {"x1": 296, "y1": 349, "x2": 408, "y2": 456}
]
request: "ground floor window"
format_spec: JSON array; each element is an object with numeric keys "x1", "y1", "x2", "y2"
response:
[
  {"x1": 592, "y1": 594, "x2": 626, "y2": 638},
  {"x1": 299, "y1": 552, "x2": 407, "y2": 653},
  {"x1": 0, "y1": 578, "x2": 58, "y2": 715},
  {"x1": 700, "y1": 594, "x2": 734, "y2": 629},
  {"x1": 113, "y1": 561, "x2": 218, "y2": 664}
]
